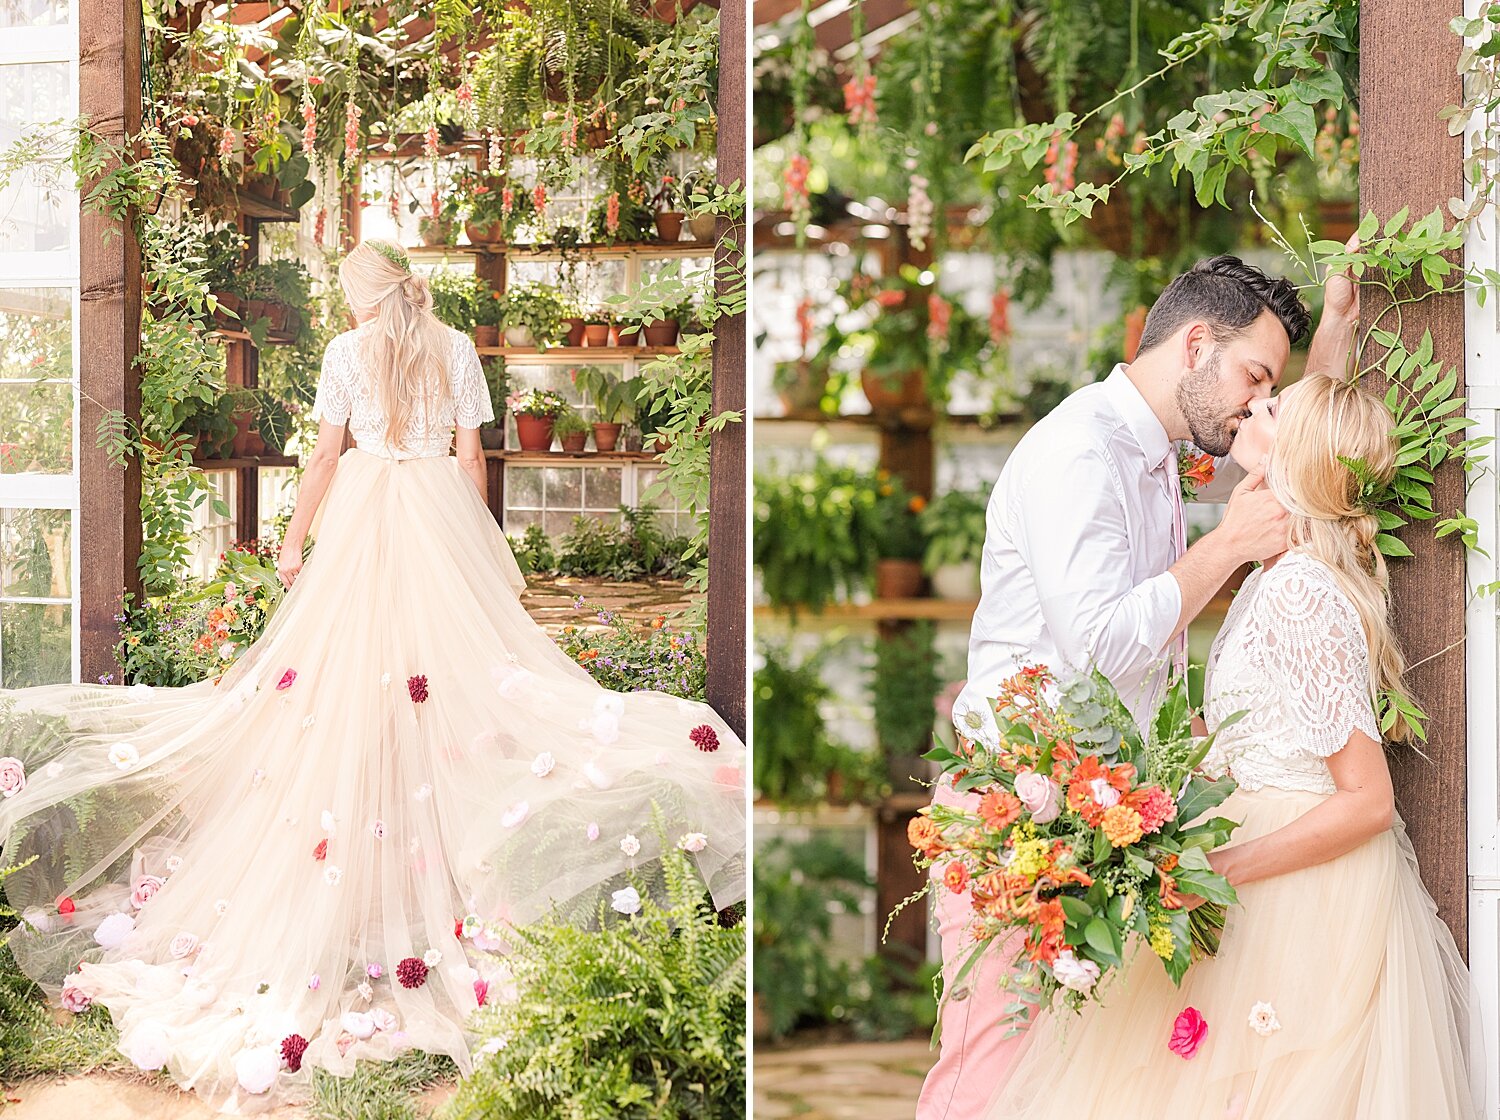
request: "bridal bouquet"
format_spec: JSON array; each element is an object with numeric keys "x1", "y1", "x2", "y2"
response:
[{"x1": 909, "y1": 666, "x2": 1243, "y2": 1032}]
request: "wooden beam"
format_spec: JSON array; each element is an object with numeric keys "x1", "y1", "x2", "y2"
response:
[
  {"x1": 706, "y1": 0, "x2": 746, "y2": 740},
  {"x1": 78, "y1": 0, "x2": 144, "y2": 683},
  {"x1": 1361, "y1": 0, "x2": 1469, "y2": 951},
  {"x1": 811, "y1": 0, "x2": 910, "y2": 54},
  {"x1": 753, "y1": 0, "x2": 835, "y2": 27}
]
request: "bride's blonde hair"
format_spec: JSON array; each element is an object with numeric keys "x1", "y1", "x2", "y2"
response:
[
  {"x1": 337, "y1": 238, "x2": 453, "y2": 451},
  {"x1": 1267, "y1": 372, "x2": 1414, "y2": 742}
]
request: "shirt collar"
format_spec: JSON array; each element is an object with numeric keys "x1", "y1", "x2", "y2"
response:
[{"x1": 1102, "y1": 363, "x2": 1173, "y2": 472}]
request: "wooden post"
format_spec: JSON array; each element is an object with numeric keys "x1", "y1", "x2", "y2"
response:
[
  {"x1": 707, "y1": 0, "x2": 747, "y2": 739},
  {"x1": 1362, "y1": 0, "x2": 1468, "y2": 949},
  {"x1": 77, "y1": 0, "x2": 143, "y2": 682}
]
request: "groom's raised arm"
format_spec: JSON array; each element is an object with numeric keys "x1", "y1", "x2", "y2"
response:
[{"x1": 1009, "y1": 440, "x2": 1181, "y2": 682}]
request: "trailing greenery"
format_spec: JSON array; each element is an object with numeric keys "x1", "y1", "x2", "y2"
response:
[
  {"x1": 445, "y1": 844, "x2": 744, "y2": 1120},
  {"x1": 871, "y1": 622, "x2": 942, "y2": 756},
  {"x1": 753, "y1": 460, "x2": 882, "y2": 612}
]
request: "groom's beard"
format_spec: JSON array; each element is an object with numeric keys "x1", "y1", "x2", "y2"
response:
[{"x1": 1175, "y1": 348, "x2": 1243, "y2": 457}]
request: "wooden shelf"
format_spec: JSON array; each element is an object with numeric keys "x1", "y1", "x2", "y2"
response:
[
  {"x1": 192, "y1": 454, "x2": 299, "y2": 470},
  {"x1": 755, "y1": 410, "x2": 1023, "y2": 428},
  {"x1": 477, "y1": 345, "x2": 679, "y2": 363},
  {"x1": 212, "y1": 327, "x2": 296, "y2": 346},
  {"x1": 407, "y1": 239, "x2": 715, "y2": 260},
  {"x1": 484, "y1": 448, "x2": 662, "y2": 462},
  {"x1": 754, "y1": 598, "x2": 979, "y2": 622},
  {"x1": 229, "y1": 189, "x2": 300, "y2": 222}
]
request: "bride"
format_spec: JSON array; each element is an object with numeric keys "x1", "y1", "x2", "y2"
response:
[
  {"x1": 0, "y1": 238, "x2": 746, "y2": 1112},
  {"x1": 982, "y1": 371, "x2": 1482, "y2": 1119}
]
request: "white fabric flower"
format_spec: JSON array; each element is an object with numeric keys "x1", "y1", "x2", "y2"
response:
[
  {"x1": 589, "y1": 711, "x2": 621, "y2": 744},
  {"x1": 583, "y1": 762, "x2": 613, "y2": 790},
  {"x1": 108, "y1": 742, "x2": 140, "y2": 770},
  {"x1": 94, "y1": 912, "x2": 135, "y2": 950},
  {"x1": 461, "y1": 914, "x2": 483, "y2": 938},
  {"x1": 128, "y1": 683, "x2": 154, "y2": 701},
  {"x1": 677, "y1": 832, "x2": 708, "y2": 853},
  {"x1": 610, "y1": 887, "x2": 642, "y2": 916},
  {"x1": 123, "y1": 1020, "x2": 171, "y2": 1071},
  {"x1": 169, "y1": 932, "x2": 199, "y2": 959},
  {"x1": 324, "y1": 865, "x2": 343, "y2": 886},
  {"x1": 586, "y1": 822, "x2": 600, "y2": 841},
  {"x1": 251, "y1": 767, "x2": 266, "y2": 787},
  {"x1": 214, "y1": 898, "x2": 230, "y2": 916},
  {"x1": 423, "y1": 949, "x2": 442, "y2": 967},
  {"x1": 370, "y1": 1007, "x2": 398, "y2": 1033},
  {"x1": 409, "y1": 836, "x2": 421, "y2": 853},
  {"x1": 44, "y1": 760, "x2": 64, "y2": 778},
  {"x1": 593, "y1": 693, "x2": 624, "y2": 718},
  {"x1": 321, "y1": 809, "x2": 337, "y2": 833},
  {"x1": 184, "y1": 977, "x2": 217, "y2": 1007},
  {"x1": 1051, "y1": 949, "x2": 1101, "y2": 993},
  {"x1": 308, "y1": 973, "x2": 321, "y2": 990},
  {"x1": 500, "y1": 801, "x2": 528, "y2": 828},
  {"x1": 380, "y1": 672, "x2": 391, "y2": 689},
  {"x1": 356, "y1": 980, "x2": 374, "y2": 1001},
  {"x1": 1248, "y1": 1001, "x2": 1281, "y2": 1036},
  {"x1": 341, "y1": 1011, "x2": 377, "y2": 1039},
  {"x1": 531, "y1": 752, "x2": 556, "y2": 778},
  {"x1": 301, "y1": 714, "x2": 316, "y2": 729},
  {"x1": 234, "y1": 1045, "x2": 281, "y2": 1094},
  {"x1": 620, "y1": 834, "x2": 641, "y2": 857},
  {"x1": 414, "y1": 784, "x2": 433, "y2": 802},
  {"x1": 165, "y1": 855, "x2": 183, "y2": 873}
]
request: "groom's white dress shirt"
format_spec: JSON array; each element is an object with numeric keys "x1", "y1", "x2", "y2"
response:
[{"x1": 954, "y1": 364, "x2": 1190, "y2": 735}]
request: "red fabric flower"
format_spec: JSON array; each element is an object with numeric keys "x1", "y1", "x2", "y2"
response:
[
  {"x1": 408, "y1": 675, "x2": 429, "y2": 704},
  {"x1": 690, "y1": 724, "x2": 719, "y2": 752},
  {"x1": 474, "y1": 978, "x2": 489, "y2": 1007},
  {"x1": 396, "y1": 956, "x2": 428, "y2": 989},
  {"x1": 1169, "y1": 1007, "x2": 1208, "y2": 1059},
  {"x1": 280, "y1": 1033, "x2": 309, "y2": 1072},
  {"x1": 57, "y1": 897, "x2": 75, "y2": 915},
  {"x1": 454, "y1": 918, "x2": 464, "y2": 938},
  {"x1": 313, "y1": 838, "x2": 327, "y2": 861},
  {"x1": 277, "y1": 669, "x2": 296, "y2": 690}
]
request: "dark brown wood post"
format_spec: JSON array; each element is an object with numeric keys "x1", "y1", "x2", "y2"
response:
[
  {"x1": 77, "y1": 0, "x2": 143, "y2": 682},
  {"x1": 707, "y1": 0, "x2": 747, "y2": 739},
  {"x1": 1362, "y1": 0, "x2": 1469, "y2": 950}
]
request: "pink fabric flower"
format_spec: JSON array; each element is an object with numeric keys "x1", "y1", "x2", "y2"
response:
[
  {"x1": 474, "y1": 977, "x2": 489, "y2": 1007},
  {"x1": 277, "y1": 669, "x2": 296, "y2": 690},
  {"x1": 1169, "y1": 1007, "x2": 1208, "y2": 1059},
  {"x1": 313, "y1": 838, "x2": 328, "y2": 861},
  {"x1": 713, "y1": 765, "x2": 743, "y2": 789},
  {"x1": 0, "y1": 755, "x2": 26, "y2": 798},
  {"x1": 60, "y1": 974, "x2": 92, "y2": 1013},
  {"x1": 130, "y1": 874, "x2": 165, "y2": 910},
  {"x1": 366, "y1": 962, "x2": 383, "y2": 979}
]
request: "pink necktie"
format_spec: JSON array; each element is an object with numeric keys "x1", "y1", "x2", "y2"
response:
[{"x1": 1166, "y1": 454, "x2": 1189, "y2": 681}]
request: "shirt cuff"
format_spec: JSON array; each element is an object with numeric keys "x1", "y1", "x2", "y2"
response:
[{"x1": 1138, "y1": 569, "x2": 1183, "y2": 657}]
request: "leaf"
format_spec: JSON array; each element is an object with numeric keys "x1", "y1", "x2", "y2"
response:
[
  {"x1": 1175, "y1": 774, "x2": 1236, "y2": 826},
  {"x1": 1083, "y1": 919, "x2": 1120, "y2": 963}
]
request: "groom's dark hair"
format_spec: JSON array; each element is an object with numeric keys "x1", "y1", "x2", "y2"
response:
[{"x1": 1136, "y1": 254, "x2": 1310, "y2": 356}]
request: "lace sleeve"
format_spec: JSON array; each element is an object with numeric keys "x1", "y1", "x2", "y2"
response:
[
  {"x1": 1254, "y1": 558, "x2": 1383, "y2": 756},
  {"x1": 310, "y1": 335, "x2": 353, "y2": 426},
  {"x1": 451, "y1": 333, "x2": 494, "y2": 428}
]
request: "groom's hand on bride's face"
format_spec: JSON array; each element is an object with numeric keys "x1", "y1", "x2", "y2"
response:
[{"x1": 1215, "y1": 461, "x2": 1290, "y2": 563}]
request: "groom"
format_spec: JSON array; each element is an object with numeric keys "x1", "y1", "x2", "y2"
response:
[{"x1": 915, "y1": 254, "x2": 1360, "y2": 1120}]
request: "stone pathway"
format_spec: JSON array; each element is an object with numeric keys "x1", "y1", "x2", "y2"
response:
[
  {"x1": 521, "y1": 576, "x2": 694, "y2": 638},
  {"x1": 0, "y1": 1073, "x2": 459, "y2": 1118},
  {"x1": 755, "y1": 1039, "x2": 935, "y2": 1120}
]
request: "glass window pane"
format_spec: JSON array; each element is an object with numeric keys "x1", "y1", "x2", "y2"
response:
[
  {"x1": 507, "y1": 465, "x2": 543, "y2": 508},
  {"x1": 0, "y1": 0, "x2": 69, "y2": 28},
  {"x1": 504, "y1": 507, "x2": 540, "y2": 533},
  {"x1": 1, "y1": 600, "x2": 70, "y2": 687},
  {"x1": 543, "y1": 466, "x2": 582, "y2": 508},
  {"x1": 0, "y1": 380, "x2": 72, "y2": 474},
  {"x1": 0, "y1": 64, "x2": 74, "y2": 253},
  {"x1": 582, "y1": 466, "x2": 621, "y2": 509},
  {"x1": 1, "y1": 506, "x2": 69, "y2": 597},
  {"x1": 0, "y1": 286, "x2": 74, "y2": 475},
  {"x1": 543, "y1": 510, "x2": 576, "y2": 537}
]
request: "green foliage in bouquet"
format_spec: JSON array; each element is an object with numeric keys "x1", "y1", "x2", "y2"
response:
[
  {"x1": 911, "y1": 668, "x2": 1246, "y2": 1035},
  {"x1": 555, "y1": 598, "x2": 706, "y2": 700},
  {"x1": 447, "y1": 843, "x2": 744, "y2": 1120}
]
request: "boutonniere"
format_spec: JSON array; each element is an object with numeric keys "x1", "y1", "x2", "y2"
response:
[{"x1": 1177, "y1": 445, "x2": 1216, "y2": 502}]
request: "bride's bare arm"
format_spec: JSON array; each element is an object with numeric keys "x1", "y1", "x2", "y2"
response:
[
  {"x1": 276, "y1": 420, "x2": 346, "y2": 587},
  {"x1": 455, "y1": 425, "x2": 487, "y2": 498},
  {"x1": 1208, "y1": 730, "x2": 1395, "y2": 888}
]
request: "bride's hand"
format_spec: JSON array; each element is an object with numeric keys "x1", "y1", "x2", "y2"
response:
[{"x1": 277, "y1": 543, "x2": 303, "y2": 589}]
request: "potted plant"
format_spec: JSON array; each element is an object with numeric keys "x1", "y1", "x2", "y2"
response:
[
  {"x1": 496, "y1": 283, "x2": 567, "y2": 349},
  {"x1": 239, "y1": 259, "x2": 312, "y2": 336},
  {"x1": 177, "y1": 393, "x2": 238, "y2": 462},
  {"x1": 872, "y1": 472, "x2": 927, "y2": 599},
  {"x1": 773, "y1": 358, "x2": 830, "y2": 415},
  {"x1": 753, "y1": 460, "x2": 883, "y2": 612},
  {"x1": 203, "y1": 226, "x2": 247, "y2": 328},
  {"x1": 918, "y1": 486, "x2": 989, "y2": 600},
  {"x1": 417, "y1": 212, "x2": 454, "y2": 247},
  {"x1": 653, "y1": 173, "x2": 686, "y2": 242},
  {"x1": 584, "y1": 186, "x2": 655, "y2": 244},
  {"x1": 448, "y1": 169, "x2": 509, "y2": 245},
  {"x1": 642, "y1": 295, "x2": 691, "y2": 347},
  {"x1": 473, "y1": 280, "x2": 502, "y2": 348},
  {"x1": 507, "y1": 387, "x2": 569, "y2": 451},
  {"x1": 429, "y1": 270, "x2": 479, "y2": 336},
  {"x1": 683, "y1": 167, "x2": 718, "y2": 241},
  {"x1": 228, "y1": 388, "x2": 264, "y2": 458},
  {"x1": 572, "y1": 365, "x2": 634, "y2": 452},
  {"x1": 480, "y1": 357, "x2": 509, "y2": 450},
  {"x1": 553, "y1": 407, "x2": 592, "y2": 453},
  {"x1": 582, "y1": 308, "x2": 612, "y2": 348},
  {"x1": 611, "y1": 311, "x2": 642, "y2": 347}
]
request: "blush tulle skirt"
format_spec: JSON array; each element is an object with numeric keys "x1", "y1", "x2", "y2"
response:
[
  {"x1": 0, "y1": 446, "x2": 746, "y2": 1113},
  {"x1": 982, "y1": 786, "x2": 1484, "y2": 1120}
]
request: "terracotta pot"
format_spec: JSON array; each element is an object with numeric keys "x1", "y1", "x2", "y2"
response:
[
  {"x1": 860, "y1": 368, "x2": 927, "y2": 412},
  {"x1": 513, "y1": 414, "x2": 555, "y2": 451},
  {"x1": 242, "y1": 298, "x2": 273, "y2": 327},
  {"x1": 419, "y1": 220, "x2": 453, "y2": 247},
  {"x1": 231, "y1": 409, "x2": 258, "y2": 457},
  {"x1": 591, "y1": 422, "x2": 622, "y2": 452},
  {"x1": 1123, "y1": 305, "x2": 1148, "y2": 363},
  {"x1": 875, "y1": 558, "x2": 926, "y2": 599},
  {"x1": 503, "y1": 326, "x2": 535, "y2": 348},
  {"x1": 643, "y1": 319, "x2": 679, "y2": 348},
  {"x1": 559, "y1": 431, "x2": 589, "y2": 453},
  {"x1": 243, "y1": 429, "x2": 266, "y2": 457},
  {"x1": 563, "y1": 317, "x2": 587, "y2": 347},
  {"x1": 584, "y1": 124, "x2": 613, "y2": 149},
  {"x1": 651, "y1": 433, "x2": 672, "y2": 454},
  {"x1": 479, "y1": 425, "x2": 506, "y2": 450},
  {"x1": 775, "y1": 360, "x2": 828, "y2": 414},
  {"x1": 654, "y1": 211, "x2": 685, "y2": 242},
  {"x1": 1318, "y1": 198, "x2": 1358, "y2": 242},
  {"x1": 688, "y1": 213, "x2": 717, "y2": 242},
  {"x1": 475, "y1": 325, "x2": 500, "y2": 348},
  {"x1": 611, "y1": 324, "x2": 641, "y2": 347},
  {"x1": 212, "y1": 291, "x2": 240, "y2": 315},
  {"x1": 280, "y1": 305, "x2": 302, "y2": 335},
  {"x1": 583, "y1": 323, "x2": 610, "y2": 347},
  {"x1": 622, "y1": 429, "x2": 643, "y2": 452},
  {"x1": 465, "y1": 220, "x2": 504, "y2": 246}
]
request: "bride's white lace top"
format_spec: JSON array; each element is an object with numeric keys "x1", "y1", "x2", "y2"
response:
[
  {"x1": 1202, "y1": 550, "x2": 1382, "y2": 795},
  {"x1": 310, "y1": 325, "x2": 494, "y2": 459}
]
